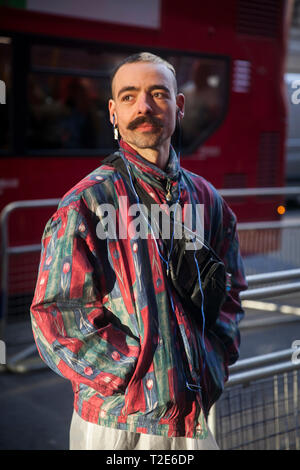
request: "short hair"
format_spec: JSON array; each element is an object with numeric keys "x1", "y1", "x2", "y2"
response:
[{"x1": 110, "y1": 52, "x2": 177, "y2": 96}]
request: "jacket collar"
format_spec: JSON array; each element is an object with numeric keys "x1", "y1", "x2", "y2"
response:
[{"x1": 118, "y1": 139, "x2": 181, "y2": 182}]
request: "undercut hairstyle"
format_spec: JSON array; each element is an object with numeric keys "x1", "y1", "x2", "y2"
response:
[{"x1": 110, "y1": 52, "x2": 178, "y2": 97}]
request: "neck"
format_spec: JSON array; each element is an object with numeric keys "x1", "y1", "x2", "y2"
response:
[{"x1": 123, "y1": 139, "x2": 171, "y2": 170}]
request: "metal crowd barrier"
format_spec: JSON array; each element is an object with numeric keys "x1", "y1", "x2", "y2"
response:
[
  {"x1": 210, "y1": 348, "x2": 300, "y2": 450},
  {"x1": 206, "y1": 271, "x2": 300, "y2": 449},
  {"x1": 219, "y1": 186, "x2": 300, "y2": 277},
  {"x1": 209, "y1": 185, "x2": 300, "y2": 449},
  {"x1": 0, "y1": 199, "x2": 60, "y2": 371},
  {"x1": 238, "y1": 220, "x2": 300, "y2": 276},
  {"x1": 210, "y1": 189, "x2": 300, "y2": 450},
  {"x1": 219, "y1": 187, "x2": 300, "y2": 197}
]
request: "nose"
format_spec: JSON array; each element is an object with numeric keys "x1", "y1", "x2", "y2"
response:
[{"x1": 136, "y1": 92, "x2": 153, "y2": 114}]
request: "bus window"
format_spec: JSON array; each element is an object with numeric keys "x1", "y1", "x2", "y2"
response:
[
  {"x1": 27, "y1": 43, "x2": 228, "y2": 154},
  {"x1": 27, "y1": 74, "x2": 114, "y2": 150},
  {"x1": 0, "y1": 37, "x2": 11, "y2": 151},
  {"x1": 28, "y1": 45, "x2": 129, "y2": 152},
  {"x1": 168, "y1": 56, "x2": 228, "y2": 154}
]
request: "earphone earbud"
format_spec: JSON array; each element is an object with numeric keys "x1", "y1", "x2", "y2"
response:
[
  {"x1": 113, "y1": 114, "x2": 119, "y2": 140},
  {"x1": 177, "y1": 108, "x2": 183, "y2": 119}
]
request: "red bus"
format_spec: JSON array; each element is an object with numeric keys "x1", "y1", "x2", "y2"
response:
[{"x1": 0, "y1": 0, "x2": 293, "y2": 319}]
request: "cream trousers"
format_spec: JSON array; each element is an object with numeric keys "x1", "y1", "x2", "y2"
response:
[{"x1": 69, "y1": 410, "x2": 219, "y2": 450}]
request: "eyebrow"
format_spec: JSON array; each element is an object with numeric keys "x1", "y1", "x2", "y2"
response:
[
  {"x1": 117, "y1": 84, "x2": 171, "y2": 99},
  {"x1": 117, "y1": 86, "x2": 138, "y2": 99}
]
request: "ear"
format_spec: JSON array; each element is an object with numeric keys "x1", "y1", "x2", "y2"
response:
[
  {"x1": 176, "y1": 93, "x2": 185, "y2": 119},
  {"x1": 108, "y1": 99, "x2": 116, "y2": 125}
]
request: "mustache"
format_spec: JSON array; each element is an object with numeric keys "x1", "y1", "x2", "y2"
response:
[{"x1": 127, "y1": 115, "x2": 164, "y2": 131}]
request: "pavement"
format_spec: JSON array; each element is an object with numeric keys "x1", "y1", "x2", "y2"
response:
[
  {"x1": 0, "y1": 321, "x2": 73, "y2": 450},
  {"x1": 0, "y1": 367, "x2": 73, "y2": 450}
]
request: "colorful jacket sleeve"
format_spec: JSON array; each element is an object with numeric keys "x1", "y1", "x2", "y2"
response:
[
  {"x1": 30, "y1": 196, "x2": 140, "y2": 395},
  {"x1": 201, "y1": 194, "x2": 248, "y2": 412}
]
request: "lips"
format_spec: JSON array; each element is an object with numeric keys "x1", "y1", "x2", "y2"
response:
[{"x1": 136, "y1": 123, "x2": 156, "y2": 131}]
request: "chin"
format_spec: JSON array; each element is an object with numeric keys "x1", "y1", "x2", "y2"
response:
[{"x1": 127, "y1": 135, "x2": 163, "y2": 150}]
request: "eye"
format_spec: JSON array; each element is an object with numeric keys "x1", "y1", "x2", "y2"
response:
[
  {"x1": 121, "y1": 94, "x2": 134, "y2": 102},
  {"x1": 152, "y1": 92, "x2": 165, "y2": 99}
]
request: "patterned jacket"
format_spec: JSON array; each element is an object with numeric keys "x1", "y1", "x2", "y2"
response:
[{"x1": 30, "y1": 140, "x2": 247, "y2": 439}]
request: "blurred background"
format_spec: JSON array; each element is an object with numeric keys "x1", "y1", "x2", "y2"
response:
[{"x1": 0, "y1": 0, "x2": 300, "y2": 450}]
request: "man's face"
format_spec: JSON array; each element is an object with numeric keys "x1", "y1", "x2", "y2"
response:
[{"x1": 109, "y1": 62, "x2": 184, "y2": 152}]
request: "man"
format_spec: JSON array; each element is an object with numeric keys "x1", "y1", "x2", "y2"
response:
[{"x1": 30, "y1": 52, "x2": 247, "y2": 450}]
